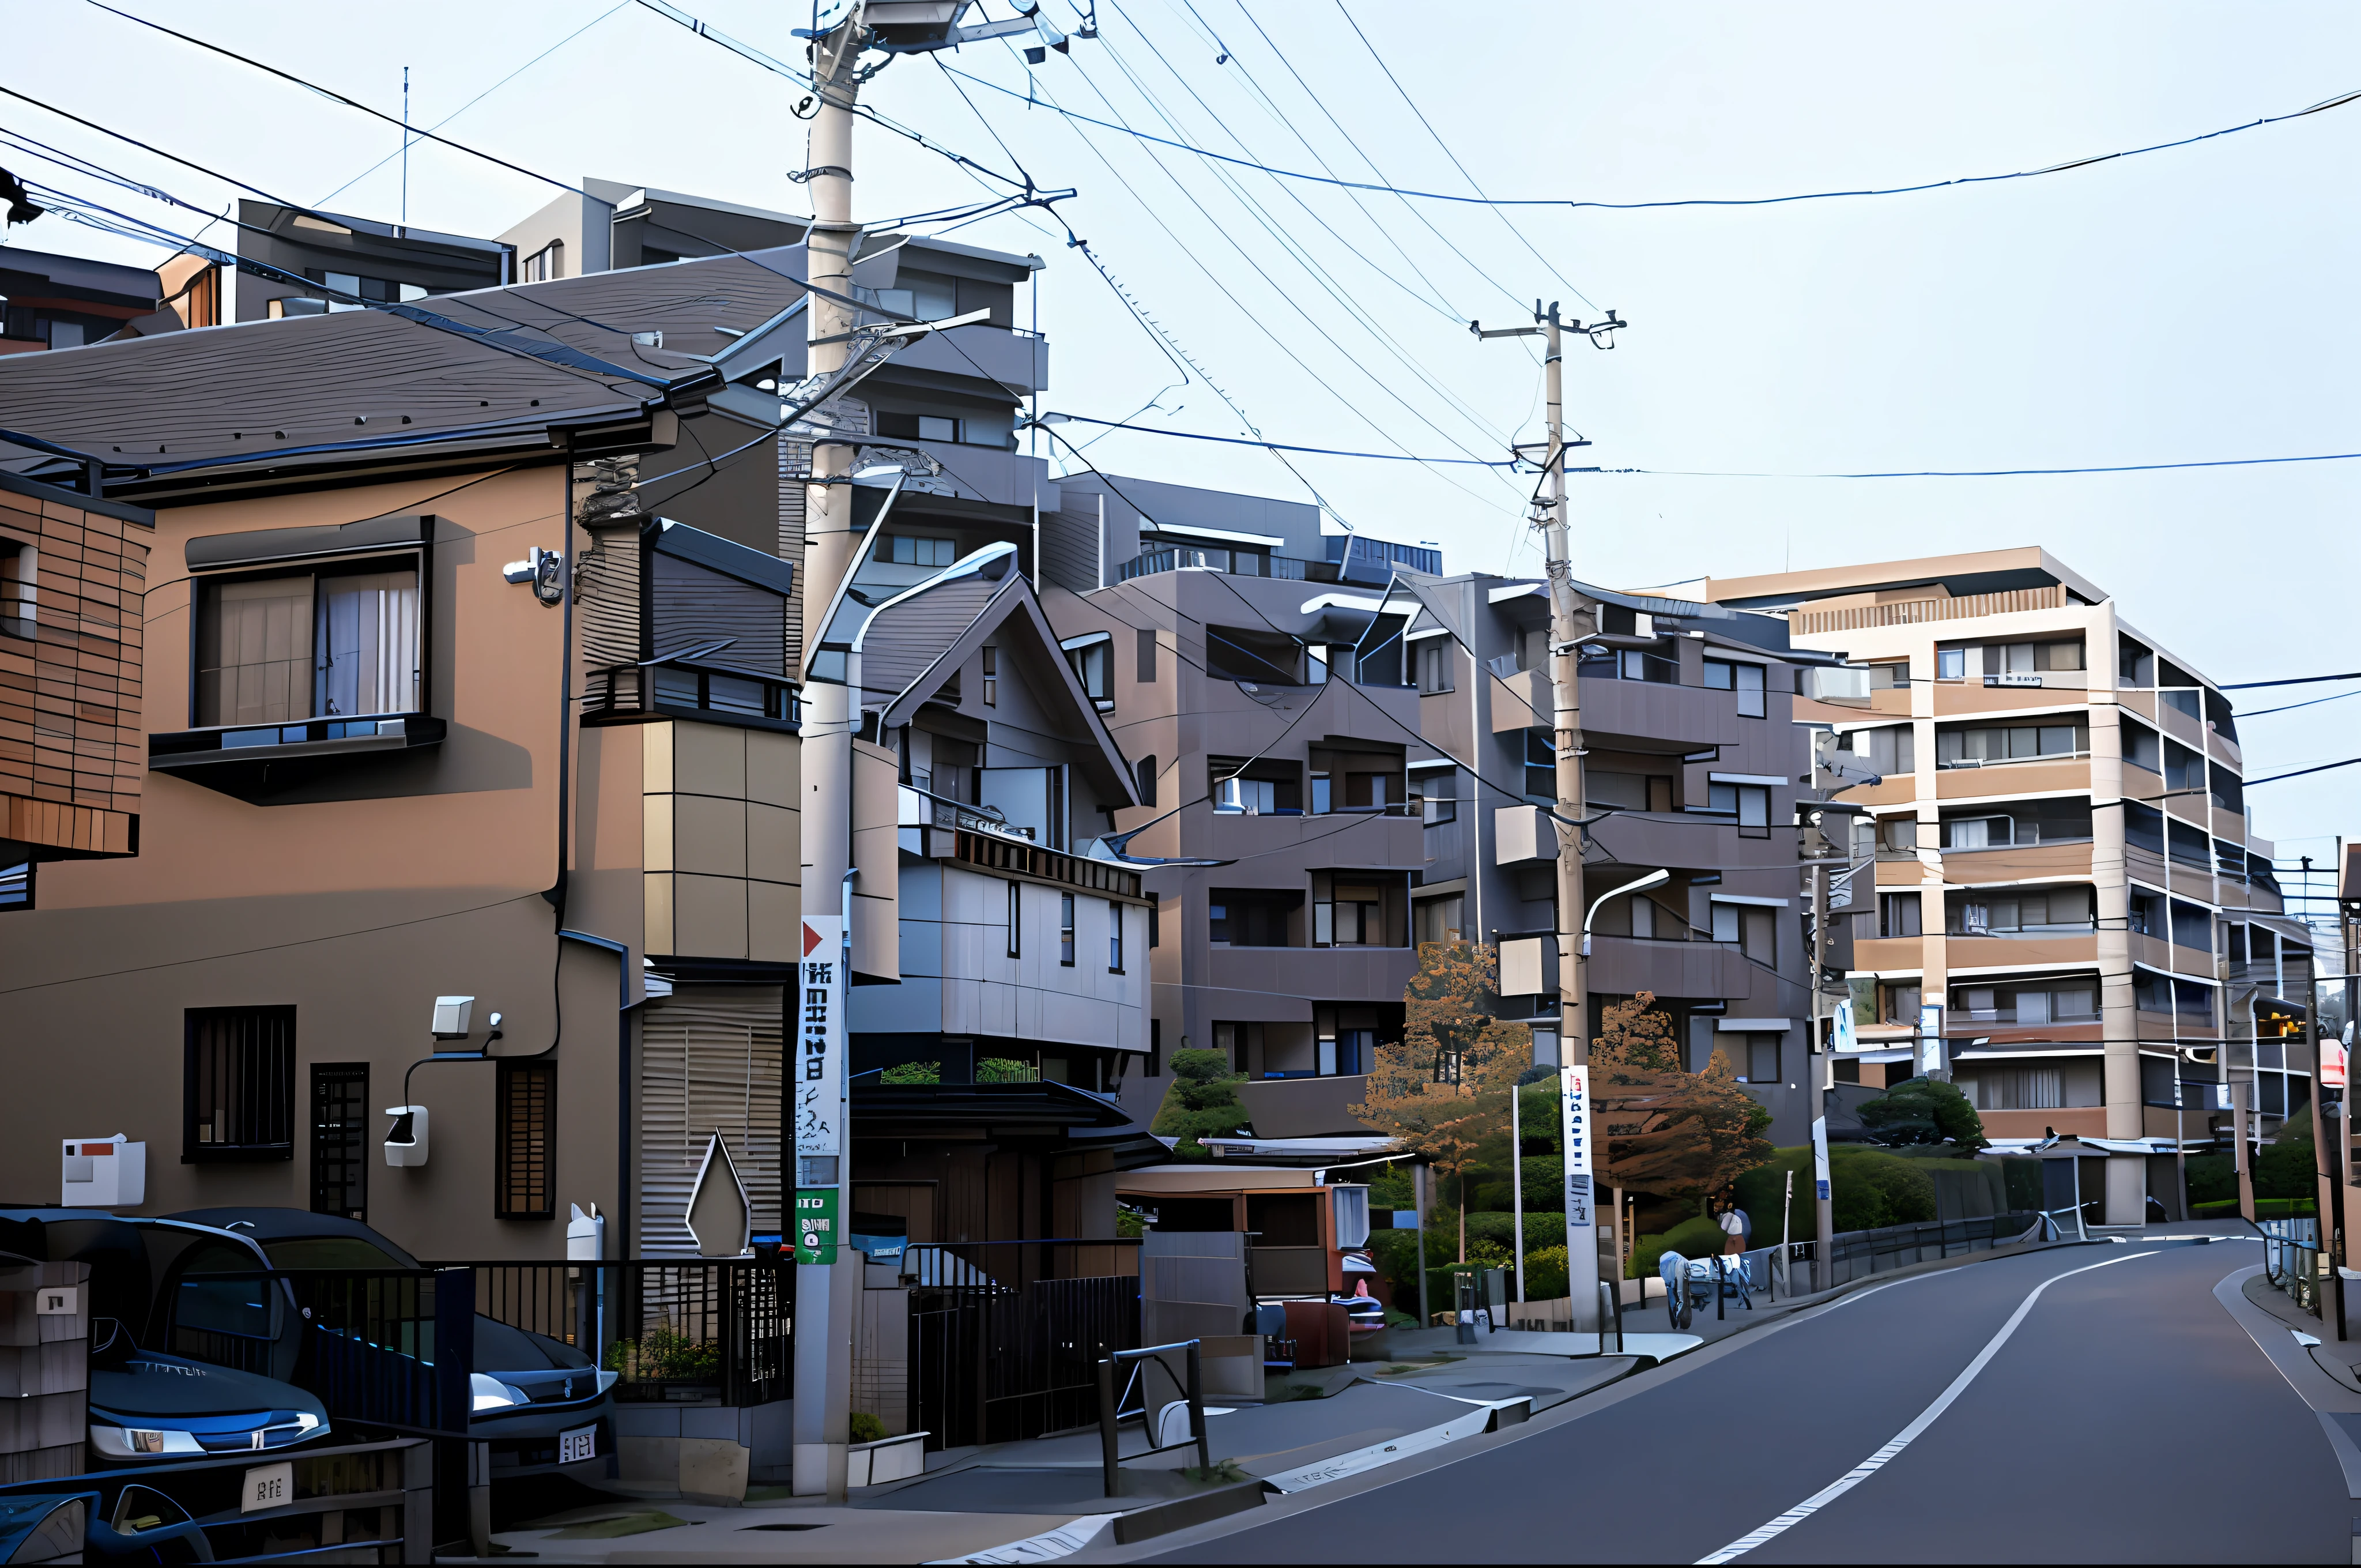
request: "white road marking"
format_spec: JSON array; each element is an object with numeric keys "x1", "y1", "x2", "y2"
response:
[
  {"x1": 1694, "y1": 1250, "x2": 2162, "y2": 1565},
  {"x1": 930, "y1": 1514, "x2": 1112, "y2": 1564}
]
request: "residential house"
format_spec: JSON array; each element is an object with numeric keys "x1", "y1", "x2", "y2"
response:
[
  {"x1": 231, "y1": 200, "x2": 513, "y2": 321},
  {"x1": 1681, "y1": 549, "x2": 2307, "y2": 1223}
]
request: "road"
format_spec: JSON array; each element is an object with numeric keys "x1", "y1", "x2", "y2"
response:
[{"x1": 1138, "y1": 1236, "x2": 2353, "y2": 1564}]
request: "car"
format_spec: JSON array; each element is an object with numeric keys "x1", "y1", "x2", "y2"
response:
[
  {"x1": 0, "y1": 1210, "x2": 331, "y2": 1465},
  {"x1": 167, "y1": 1209, "x2": 616, "y2": 1483}
]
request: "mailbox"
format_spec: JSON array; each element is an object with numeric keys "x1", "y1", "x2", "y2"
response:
[
  {"x1": 61, "y1": 1136, "x2": 145, "y2": 1208},
  {"x1": 383, "y1": 1105, "x2": 429, "y2": 1167}
]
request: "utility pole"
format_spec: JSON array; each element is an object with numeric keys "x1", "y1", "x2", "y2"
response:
[
  {"x1": 2309, "y1": 959, "x2": 2342, "y2": 1336},
  {"x1": 790, "y1": 0, "x2": 866, "y2": 1505},
  {"x1": 1473, "y1": 302, "x2": 1620, "y2": 1329},
  {"x1": 786, "y1": 1, "x2": 1090, "y2": 1502},
  {"x1": 1808, "y1": 859, "x2": 1836, "y2": 1291}
]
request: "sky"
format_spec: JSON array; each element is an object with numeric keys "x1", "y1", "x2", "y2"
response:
[{"x1": 8, "y1": 0, "x2": 2359, "y2": 909}]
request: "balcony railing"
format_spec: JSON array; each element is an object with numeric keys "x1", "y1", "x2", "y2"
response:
[
  {"x1": 1118, "y1": 547, "x2": 1306, "y2": 582},
  {"x1": 1791, "y1": 586, "x2": 2067, "y2": 636},
  {"x1": 953, "y1": 828, "x2": 1143, "y2": 900}
]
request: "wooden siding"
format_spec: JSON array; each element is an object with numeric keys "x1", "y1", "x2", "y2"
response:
[
  {"x1": 1792, "y1": 585, "x2": 2068, "y2": 636},
  {"x1": 0, "y1": 489, "x2": 149, "y2": 857}
]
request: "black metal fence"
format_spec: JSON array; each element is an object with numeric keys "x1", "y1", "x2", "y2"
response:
[
  {"x1": 906, "y1": 1240, "x2": 1141, "y2": 1450},
  {"x1": 1785, "y1": 1211, "x2": 2043, "y2": 1288}
]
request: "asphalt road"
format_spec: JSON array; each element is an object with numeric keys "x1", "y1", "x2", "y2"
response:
[{"x1": 1142, "y1": 1238, "x2": 2352, "y2": 1564}]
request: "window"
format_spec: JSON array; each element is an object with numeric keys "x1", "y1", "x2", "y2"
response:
[
  {"x1": 1879, "y1": 817, "x2": 1918, "y2": 852},
  {"x1": 1149, "y1": 892, "x2": 1160, "y2": 948},
  {"x1": 1525, "y1": 730, "x2": 1556, "y2": 800},
  {"x1": 1006, "y1": 880, "x2": 1022, "y2": 958},
  {"x1": 1835, "y1": 724, "x2": 1914, "y2": 780},
  {"x1": 1868, "y1": 662, "x2": 1910, "y2": 689},
  {"x1": 1951, "y1": 886, "x2": 2094, "y2": 935},
  {"x1": 1934, "y1": 722, "x2": 2089, "y2": 767},
  {"x1": 1069, "y1": 638, "x2": 1112, "y2": 702},
  {"x1": 2162, "y1": 737, "x2": 2205, "y2": 792},
  {"x1": 1879, "y1": 893, "x2": 1922, "y2": 938},
  {"x1": 1937, "y1": 647, "x2": 1967, "y2": 681},
  {"x1": 2133, "y1": 971, "x2": 2213, "y2": 1023},
  {"x1": 1206, "y1": 624, "x2": 1304, "y2": 684},
  {"x1": 1707, "y1": 781, "x2": 1772, "y2": 838},
  {"x1": 1137, "y1": 755, "x2": 1157, "y2": 808},
  {"x1": 1108, "y1": 899, "x2": 1125, "y2": 972},
  {"x1": 2122, "y1": 721, "x2": 2161, "y2": 774},
  {"x1": 1316, "y1": 882, "x2": 1389, "y2": 947},
  {"x1": 0, "y1": 859, "x2": 30, "y2": 910},
  {"x1": 1210, "y1": 756, "x2": 1300, "y2": 815},
  {"x1": 1705, "y1": 659, "x2": 1767, "y2": 717},
  {"x1": 1968, "y1": 1068, "x2": 2065, "y2": 1111},
  {"x1": 520, "y1": 240, "x2": 564, "y2": 282},
  {"x1": 1951, "y1": 980, "x2": 2099, "y2": 1024},
  {"x1": 877, "y1": 534, "x2": 958, "y2": 568},
  {"x1": 1060, "y1": 892, "x2": 1076, "y2": 966},
  {"x1": 2170, "y1": 898, "x2": 2213, "y2": 953},
  {"x1": 1210, "y1": 888, "x2": 1300, "y2": 947},
  {"x1": 1137, "y1": 628, "x2": 1157, "y2": 683},
  {"x1": 1414, "y1": 894, "x2": 1464, "y2": 944},
  {"x1": 1416, "y1": 640, "x2": 1455, "y2": 693},
  {"x1": 1, "y1": 538, "x2": 31, "y2": 638},
  {"x1": 1711, "y1": 902, "x2": 1777, "y2": 962},
  {"x1": 309, "y1": 1064, "x2": 369, "y2": 1220},
  {"x1": 197, "y1": 560, "x2": 421, "y2": 727},
  {"x1": 1148, "y1": 1017, "x2": 1162, "y2": 1077},
  {"x1": 2118, "y1": 635, "x2": 2153, "y2": 686},
  {"x1": 1883, "y1": 984, "x2": 1922, "y2": 1024},
  {"x1": 1945, "y1": 815, "x2": 2012, "y2": 850},
  {"x1": 1744, "y1": 1037, "x2": 1781, "y2": 1084},
  {"x1": 982, "y1": 645, "x2": 997, "y2": 707},
  {"x1": 1417, "y1": 768, "x2": 1458, "y2": 826},
  {"x1": 185, "y1": 1007, "x2": 296, "y2": 1162},
  {"x1": 495, "y1": 1060, "x2": 556, "y2": 1220}
]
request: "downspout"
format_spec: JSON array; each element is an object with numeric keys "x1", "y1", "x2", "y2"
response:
[
  {"x1": 560, "y1": 929, "x2": 636, "y2": 1258},
  {"x1": 543, "y1": 459, "x2": 576, "y2": 915}
]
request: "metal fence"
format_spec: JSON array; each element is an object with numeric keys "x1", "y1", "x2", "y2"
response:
[
  {"x1": 2259, "y1": 1217, "x2": 2327, "y2": 1312},
  {"x1": 906, "y1": 1240, "x2": 1141, "y2": 1450},
  {"x1": 1783, "y1": 1211, "x2": 2044, "y2": 1290}
]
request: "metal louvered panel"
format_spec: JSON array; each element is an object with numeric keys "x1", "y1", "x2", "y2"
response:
[
  {"x1": 638, "y1": 989, "x2": 785, "y2": 1258},
  {"x1": 650, "y1": 551, "x2": 786, "y2": 674},
  {"x1": 779, "y1": 432, "x2": 809, "y2": 674},
  {"x1": 859, "y1": 576, "x2": 1004, "y2": 702}
]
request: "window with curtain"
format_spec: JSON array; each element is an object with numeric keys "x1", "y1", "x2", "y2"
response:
[{"x1": 194, "y1": 557, "x2": 423, "y2": 727}]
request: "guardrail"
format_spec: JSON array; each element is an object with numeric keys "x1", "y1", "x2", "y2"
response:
[
  {"x1": 1779, "y1": 1211, "x2": 2043, "y2": 1290},
  {"x1": 1096, "y1": 1340, "x2": 1208, "y2": 1497}
]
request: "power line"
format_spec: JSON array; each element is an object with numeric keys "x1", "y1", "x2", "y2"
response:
[
  {"x1": 2222, "y1": 671, "x2": 2361, "y2": 691},
  {"x1": 2246, "y1": 757, "x2": 2361, "y2": 788},
  {"x1": 1581, "y1": 450, "x2": 2361, "y2": 480},
  {"x1": 1039, "y1": 412, "x2": 1510, "y2": 465},
  {"x1": 934, "y1": 62, "x2": 2361, "y2": 213},
  {"x1": 84, "y1": 1, "x2": 586, "y2": 195}
]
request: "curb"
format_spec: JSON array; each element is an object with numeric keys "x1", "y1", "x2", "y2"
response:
[{"x1": 1109, "y1": 1480, "x2": 1265, "y2": 1546}]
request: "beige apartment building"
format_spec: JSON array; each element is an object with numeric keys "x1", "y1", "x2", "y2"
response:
[{"x1": 1682, "y1": 550, "x2": 2309, "y2": 1226}]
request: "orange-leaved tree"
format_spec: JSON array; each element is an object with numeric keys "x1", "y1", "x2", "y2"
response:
[
  {"x1": 1351, "y1": 942, "x2": 1530, "y2": 1263},
  {"x1": 1590, "y1": 992, "x2": 1772, "y2": 1210}
]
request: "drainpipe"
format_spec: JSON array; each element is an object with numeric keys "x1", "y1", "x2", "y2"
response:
[
  {"x1": 543, "y1": 461, "x2": 576, "y2": 914},
  {"x1": 560, "y1": 929, "x2": 635, "y2": 1259}
]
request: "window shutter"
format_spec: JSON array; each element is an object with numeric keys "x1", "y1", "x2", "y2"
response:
[{"x1": 638, "y1": 988, "x2": 784, "y2": 1257}]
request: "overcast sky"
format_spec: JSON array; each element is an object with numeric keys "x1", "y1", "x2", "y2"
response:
[{"x1": 12, "y1": 0, "x2": 2358, "y2": 900}]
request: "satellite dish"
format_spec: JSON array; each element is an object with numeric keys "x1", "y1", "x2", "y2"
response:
[{"x1": 685, "y1": 1132, "x2": 753, "y2": 1257}]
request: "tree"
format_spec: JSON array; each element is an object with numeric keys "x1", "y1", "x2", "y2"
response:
[
  {"x1": 1353, "y1": 943, "x2": 1530, "y2": 1262},
  {"x1": 1857, "y1": 1076, "x2": 1987, "y2": 1148},
  {"x1": 1150, "y1": 1049, "x2": 1250, "y2": 1159},
  {"x1": 1588, "y1": 993, "x2": 1774, "y2": 1208}
]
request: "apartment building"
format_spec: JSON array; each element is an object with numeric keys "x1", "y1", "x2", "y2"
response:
[
  {"x1": 1402, "y1": 571, "x2": 1845, "y2": 1148},
  {"x1": 1684, "y1": 549, "x2": 2307, "y2": 1224},
  {"x1": 1036, "y1": 477, "x2": 1444, "y2": 1141}
]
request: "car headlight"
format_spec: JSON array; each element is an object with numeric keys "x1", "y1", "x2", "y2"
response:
[
  {"x1": 595, "y1": 1370, "x2": 619, "y2": 1395},
  {"x1": 469, "y1": 1373, "x2": 531, "y2": 1411},
  {"x1": 90, "y1": 1425, "x2": 201, "y2": 1458}
]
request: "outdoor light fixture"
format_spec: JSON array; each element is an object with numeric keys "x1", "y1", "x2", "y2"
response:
[
  {"x1": 1582, "y1": 868, "x2": 1671, "y2": 955},
  {"x1": 430, "y1": 996, "x2": 474, "y2": 1041}
]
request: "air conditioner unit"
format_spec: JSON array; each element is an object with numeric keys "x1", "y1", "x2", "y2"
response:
[{"x1": 61, "y1": 1136, "x2": 145, "y2": 1208}]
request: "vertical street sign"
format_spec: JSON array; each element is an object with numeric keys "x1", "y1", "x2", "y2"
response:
[
  {"x1": 1832, "y1": 998, "x2": 1855, "y2": 1054},
  {"x1": 1811, "y1": 1114, "x2": 1831, "y2": 1203},
  {"x1": 795, "y1": 917, "x2": 844, "y2": 1265},
  {"x1": 1560, "y1": 1064, "x2": 1594, "y2": 1231}
]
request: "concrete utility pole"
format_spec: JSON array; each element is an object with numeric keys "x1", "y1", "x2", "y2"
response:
[
  {"x1": 791, "y1": 0, "x2": 866, "y2": 1504},
  {"x1": 1808, "y1": 860, "x2": 1836, "y2": 1291},
  {"x1": 1474, "y1": 302, "x2": 1620, "y2": 1329}
]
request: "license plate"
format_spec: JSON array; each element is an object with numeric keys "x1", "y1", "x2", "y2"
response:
[
  {"x1": 560, "y1": 1425, "x2": 597, "y2": 1465},
  {"x1": 242, "y1": 1461, "x2": 293, "y2": 1514}
]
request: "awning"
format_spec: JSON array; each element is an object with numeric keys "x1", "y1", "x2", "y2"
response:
[{"x1": 1198, "y1": 1134, "x2": 1400, "y2": 1164}]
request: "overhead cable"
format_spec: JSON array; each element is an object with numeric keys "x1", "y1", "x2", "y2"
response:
[
  {"x1": 85, "y1": 1, "x2": 587, "y2": 195},
  {"x1": 936, "y1": 62, "x2": 2361, "y2": 213},
  {"x1": 1582, "y1": 451, "x2": 2361, "y2": 480},
  {"x1": 1036, "y1": 412, "x2": 1511, "y2": 465},
  {"x1": 2221, "y1": 671, "x2": 2361, "y2": 691}
]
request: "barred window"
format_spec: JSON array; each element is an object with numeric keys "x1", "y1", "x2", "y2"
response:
[
  {"x1": 496, "y1": 1060, "x2": 556, "y2": 1219},
  {"x1": 185, "y1": 1007, "x2": 295, "y2": 1161},
  {"x1": 309, "y1": 1064, "x2": 369, "y2": 1220}
]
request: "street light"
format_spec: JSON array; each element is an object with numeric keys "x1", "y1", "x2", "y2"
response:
[{"x1": 1580, "y1": 868, "x2": 1670, "y2": 957}]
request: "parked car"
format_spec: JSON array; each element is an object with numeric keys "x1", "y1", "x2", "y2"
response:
[
  {"x1": 0, "y1": 1209, "x2": 331, "y2": 1465},
  {"x1": 167, "y1": 1209, "x2": 615, "y2": 1482}
]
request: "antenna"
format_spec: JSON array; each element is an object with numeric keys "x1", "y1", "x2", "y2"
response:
[{"x1": 399, "y1": 66, "x2": 410, "y2": 232}]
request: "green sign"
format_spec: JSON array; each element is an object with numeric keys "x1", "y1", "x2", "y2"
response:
[{"x1": 794, "y1": 1187, "x2": 839, "y2": 1265}]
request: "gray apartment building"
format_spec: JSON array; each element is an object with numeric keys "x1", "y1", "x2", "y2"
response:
[{"x1": 1394, "y1": 572, "x2": 1846, "y2": 1148}]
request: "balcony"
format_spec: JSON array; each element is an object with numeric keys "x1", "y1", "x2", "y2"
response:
[
  {"x1": 1119, "y1": 546, "x2": 1306, "y2": 583},
  {"x1": 1206, "y1": 944, "x2": 1417, "y2": 1007},
  {"x1": 1233, "y1": 1075, "x2": 1372, "y2": 1139},
  {"x1": 1584, "y1": 934, "x2": 1760, "y2": 1001},
  {"x1": 885, "y1": 321, "x2": 1047, "y2": 396},
  {"x1": 149, "y1": 711, "x2": 444, "y2": 793},
  {"x1": 1790, "y1": 585, "x2": 2068, "y2": 636},
  {"x1": 1934, "y1": 758, "x2": 2090, "y2": 801}
]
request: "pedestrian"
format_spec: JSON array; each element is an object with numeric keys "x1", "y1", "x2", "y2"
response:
[{"x1": 1718, "y1": 1200, "x2": 1751, "y2": 1256}]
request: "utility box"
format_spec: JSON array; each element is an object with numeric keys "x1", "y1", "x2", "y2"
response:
[
  {"x1": 59, "y1": 1136, "x2": 144, "y2": 1208},
  {"x1": 0, "y1": 1256, "x2": 88, "y2": 1483},
  {"x1": 383, "y1": 1106, "x2": 429, "y2": 1167}
]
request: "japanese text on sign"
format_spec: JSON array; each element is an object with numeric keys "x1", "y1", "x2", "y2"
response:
[{"x1": 1560, "y1": 1064, "x2": 1594, "y2": 1231}]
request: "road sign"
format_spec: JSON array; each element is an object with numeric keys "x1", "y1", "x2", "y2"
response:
[
  {"x1": 1561, "y1": 1065, "x2": 1594, "y2": 1231},
  {"x1": 795, "y1": 917, "x2": 845, "y2": 1263}
]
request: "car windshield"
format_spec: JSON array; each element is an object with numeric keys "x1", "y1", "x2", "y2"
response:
[{"x1": 261, "y1": 1238, "x2": 412, "y2": 1272}]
